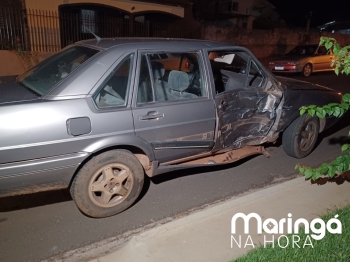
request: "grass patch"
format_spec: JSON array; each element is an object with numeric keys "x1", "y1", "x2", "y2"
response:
[{"x1": 233, "y1": 205, "x2": 350, "y2": 262}]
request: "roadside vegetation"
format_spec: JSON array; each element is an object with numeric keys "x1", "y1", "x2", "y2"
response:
[
  {"x1": 296, "y1": 37, "x2": 350, "y2": 180},
  {"x1": 233, "y1": 37, "x2": 350, "y2": 262}
]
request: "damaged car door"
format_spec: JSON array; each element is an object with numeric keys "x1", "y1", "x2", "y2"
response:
[{"x1": 207, "y1": 50, "x2": 282, "y2": 150}]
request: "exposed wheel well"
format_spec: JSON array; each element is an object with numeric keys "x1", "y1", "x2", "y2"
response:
[
  {"x1": 282, "y1": 114, "x2": 325, "y2": 135},
  {"x1": 303, "y1": 63, "x2": 313, "y2": 72},
  {"x1": 69, "y1": 145, "x2": 151, "y2": 188}
]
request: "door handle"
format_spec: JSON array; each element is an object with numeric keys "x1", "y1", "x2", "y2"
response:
[{"x1": 139, "y1": 111, "x2": 164, "y2": 121}]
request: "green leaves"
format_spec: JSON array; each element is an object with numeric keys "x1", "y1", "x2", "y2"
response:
[
  {"x1": 319, "y1": 37, "x2": 350, "y2": 76},
  {"x1": 334, "y1": 107, "x2": 341, "y2": 117},
  {"x1": 308, "y1": 108, "x2": 315, "y2": 116},
  {"x1": 319, "y1": 37, "x2": 335, "y2": 46},
  {"x1": 335, "y1": 67, "x2": 340, "y2": 75},
  {"x1": 343, "y1": 94, "x2": 350, "y2": 103},
  {"x1": 296, "y1": 153, "x2": 350, "y2": 180},
  {"x1": 316, "y1": 107, "x2": 326, "y2": 118},
  {"x1": 325, "y1": 41, "x2": 333, "y2": 50},
  {"x1": 304, "y1": 168, "x2": 313, "y2": 179},
  {"x1": 340, "y1": 103, "x2": 349, "y2": 110},
  {"x1": 342, "y1": 144, "x2": 350, "y2": 152},
  {"x1": 328, "y1": 166, "x2": 336, "y2": 178},
  {"x1": 296, "y1": 37, "x2": 350, "y2": 181},
  {"x1": 299, "y1": 93, "x2": 350, "y2": 118},
  {"x1": 312, "y1": 169, "x2": 322, "y2": 181},
  {"x1": 333, "y1": 43, "x2": 341, "y2": 56},
  {"x1": 319, "y1": 163, "x2": 329, "y2": 174}
]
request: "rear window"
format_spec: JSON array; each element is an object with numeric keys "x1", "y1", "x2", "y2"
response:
[{"x1": 17, "y1": 46, "x2": 99, "y2": 96}]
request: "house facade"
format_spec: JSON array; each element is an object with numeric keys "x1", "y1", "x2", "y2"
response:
[{"x1": 1, "y1": 0, "x2": 200, "y2": 52}]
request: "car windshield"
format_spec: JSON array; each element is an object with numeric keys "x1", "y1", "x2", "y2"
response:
[
  {"x1": 286, "y1": 45, "x2": 317, "y2": 56},
  {"x1": 17, "y1": 46, "x2": 99, "y2": 96}
]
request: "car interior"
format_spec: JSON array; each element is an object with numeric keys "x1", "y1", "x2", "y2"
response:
[
  {"x1": 137, "y1": 52, "x2": 205, "y2": 104},
  {"x1": 95, "y1": 55, "x2": 133, "y2": 108},
  {"x1": 94, "y1": 51, "x2": 266, "y2": 108},
  {"x1": 208, "y1": 51, "x2": 265, "y2": 94}
]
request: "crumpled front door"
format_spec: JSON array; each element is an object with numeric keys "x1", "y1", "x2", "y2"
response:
[{"x1": 215, "y1": 85, "x2": 281, "y2": 149}]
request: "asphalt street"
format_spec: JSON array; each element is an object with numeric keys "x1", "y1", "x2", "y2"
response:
[{"x1": 0, "y1": 72, "x2": 350, "y2": 262}]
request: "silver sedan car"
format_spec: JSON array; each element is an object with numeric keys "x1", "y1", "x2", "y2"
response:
[
  {"x1": 268, "y1": 44, "x2": 334, "y2": 76},
  {"x1": 0, "y1": 38, "x2": 342, "y2": 218}
]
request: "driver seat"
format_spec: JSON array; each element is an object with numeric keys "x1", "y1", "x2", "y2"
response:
[{"x1": 167, "y1": 70, "x2": 198, "y2": 100}]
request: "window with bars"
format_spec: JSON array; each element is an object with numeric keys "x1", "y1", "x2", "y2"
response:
[{"x1": 81, "y1": 9, "x2": 96, "y2": 34}]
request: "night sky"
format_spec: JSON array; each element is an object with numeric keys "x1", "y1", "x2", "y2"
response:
[{"x1": 268, "y1": 0, "x2": 350, "y2": 28}]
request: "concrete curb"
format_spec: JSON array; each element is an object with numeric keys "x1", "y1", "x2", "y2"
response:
[{"x1": 83, "y1": 176, "x2": 350, "y2": 262}]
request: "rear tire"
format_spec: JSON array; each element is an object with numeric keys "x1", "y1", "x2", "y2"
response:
[
  {"x1": 70, "y1": 150, "x2": 144, "y2": 218},
  {"x1": 282, "y1": 115, "x2": 319, "y2": 158},
  {"x1": 302, "y1": 63, "x2": 312, "y2": 77}
]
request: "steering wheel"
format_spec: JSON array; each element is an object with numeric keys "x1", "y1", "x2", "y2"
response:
[{"x1": 249, "y1": 72, "x2": 259, "y2": 87}]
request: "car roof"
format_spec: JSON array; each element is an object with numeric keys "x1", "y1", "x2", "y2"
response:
[{"x1": 76, "y1": 37, "x2": 233, "y2": 50}]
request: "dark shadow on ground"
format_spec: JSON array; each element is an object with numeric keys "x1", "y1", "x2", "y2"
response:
[
  {"x1": 0, "y1": 174, "x2": 152, "y2": 214},
  {"x1": 314, "y1": 111, "x2": 350, "y2": 149},
  {"x1": 0, "y1": 188, "x2": 72, "y2": 213},
  {"x1": 311, "y1": 171, "x2": 350, "y2": 186}
]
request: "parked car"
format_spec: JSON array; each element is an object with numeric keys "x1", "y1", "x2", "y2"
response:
[
  {"x1": 268, "y1": 44, "x2": 335, "y2": 76},
  {"x1": 0, "y1": 38, "x2": 342, "y2": 218}
]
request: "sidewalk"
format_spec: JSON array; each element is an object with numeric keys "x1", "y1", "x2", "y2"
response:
[{"x1": 88, "y1": 176, "x2": 350, "y2": 262}]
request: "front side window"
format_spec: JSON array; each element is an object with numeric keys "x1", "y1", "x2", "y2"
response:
[
  {"x1": 208, "y1": 51, "x2": 265, "y2": 93},
  {"x1": 18, "y1": 46, "x2": 99, "y2": 96},
  {"x1": 248, "y1": 61, "x2": 265, "y2": 87},
  {"x1": 286, "y1": 45, "x2": 317, "y2": 56},
  {"x1": 137, "y1": 52, "x2": 205, "y2": 104},
  {"x1": 94, "y1": 54, "x2": 134, "y2": 108},
  {"x1": 208, "y1": 51, "x2": 248, "y2": 94},
  {"x1": 317, "y1": 46, "x2": 329, "y2": 55}
]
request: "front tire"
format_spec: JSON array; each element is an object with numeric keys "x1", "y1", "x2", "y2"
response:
[
  {"x1": 282, "y1": 115, "x2": 319, "y2": 158},
  {"x1": 70, "y1": 150, "x2": 144, "y2": 218}
]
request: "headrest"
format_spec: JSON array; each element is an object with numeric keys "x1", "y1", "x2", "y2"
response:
[
  {"x1": 151, "y1": 61, "x2": 165, "y2": 79},
  {"x1": 168, "y1": 70, "x2": 189, "y2": 92}
]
